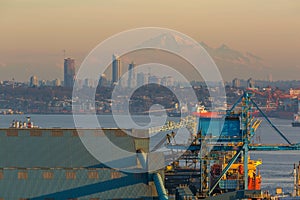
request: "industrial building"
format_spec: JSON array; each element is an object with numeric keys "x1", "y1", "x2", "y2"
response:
[{"x1": 0, "y1": 128, "x2": 165, "y2": 199}]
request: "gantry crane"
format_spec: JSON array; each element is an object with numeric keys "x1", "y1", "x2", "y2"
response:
[{"x1": 159, "y1": 91, "x2": 300, "y2": 198}]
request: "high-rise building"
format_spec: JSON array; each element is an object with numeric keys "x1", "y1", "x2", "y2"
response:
[
  {"x1": 232, "y1": 78, "x2": 240, "y2": 88},
  {"x1": 127, "y1": 61, "x2": 136, "y2": 88},
  {"x1": 99, "y1": 74, "x2": 108, "y2": 87},
  {"x1": 112, "y1": 54, "x2": 121, "y2": 85},
  {"x1": 137, "y1": 72, "x2": 146, "y2": 86},
  {"x1": 247, "y1": 78, "x2": 255, "y2": 88},
  {"x1": 64, "y1": 58, "x2": 75, "y2": 88},
  {"x1": 29, "y1": 75, "x2": 38, "y2": 87}
]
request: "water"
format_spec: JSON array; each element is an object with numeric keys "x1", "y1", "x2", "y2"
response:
[
  {"x1": 0, "y1": 114, "x2": 300, "y2": 194},
  {"x1": 0, "y1": 114, "x2": 163, "y2": 129},
  {"x1": 251, "y1": 118, "x2": 300, "y2": 195}
]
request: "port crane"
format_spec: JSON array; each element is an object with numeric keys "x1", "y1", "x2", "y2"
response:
[
  {"x1": 246, "y1": 87, "x2": 300, "y2": 116},
  {"x1": 154, "y1": 91, "x2": 300, "y2": 198},
  {"x1": 246, "y1": 87, "x2": 277, "y2": 111}
]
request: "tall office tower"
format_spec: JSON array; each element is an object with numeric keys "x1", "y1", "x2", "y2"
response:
[
  {"x1": 29, "y1": 75, "x2": 38, "y2": 87},
  {"x1": 99, "y1": 74, "x2": 108, "y2": 87},
  {"x1": 64, "y1": 58, "x2": 75, "y2": 88},
  {"x1": 137, "y1": 72, "x2": 146, "y2": 86},
  {"x1": 112, "y1": 54, "x2": 121, "y2": 85},
  {"x1": 232, "y1": 78, "x2": 240, "y2": 88},
  {"x1": 127, "y1": 61, "x2": 136, "y2": 88},
  {"x1": 247, "y1": 78, "x2": 255, "y2": 88}
]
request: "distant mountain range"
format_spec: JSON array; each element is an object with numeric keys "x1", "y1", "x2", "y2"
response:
[
  {"x1": 199, "y1": 41, "x2": 269, "y2": 80},
  {"x1": 139, "y1": 33, "x2": 270, "y2": 81},
  {"x1": 0, "y1": 32, "x2": 272, "y2": 82}
]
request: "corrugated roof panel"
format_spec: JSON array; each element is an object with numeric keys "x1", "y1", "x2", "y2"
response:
[
  {"x1": 0, "y1": 128, "x2": 157, "y2": 200},
  {"x1": 0, "y1": 168, "x2": 155, "y2": 199}
]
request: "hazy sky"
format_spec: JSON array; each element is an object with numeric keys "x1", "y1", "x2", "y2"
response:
[{"x1": 0, "y1": 0, "x2": 299, "y2": 81}]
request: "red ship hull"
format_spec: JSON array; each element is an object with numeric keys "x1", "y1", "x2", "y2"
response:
[{"x1": 192, "y1": 111, "x2": 222, "y2": 118}]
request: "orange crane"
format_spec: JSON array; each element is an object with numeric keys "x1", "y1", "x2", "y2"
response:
[{"x1": 246, "y1": 87, "x2": 275, "y2": 112}]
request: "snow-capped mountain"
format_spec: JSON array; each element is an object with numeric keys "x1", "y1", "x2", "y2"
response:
[
  {"x1": 137, "y1": 33, "x2": 270, "y2": 80},
  {"x1": 138, "y1": 32, "x2": 195, "y2": 51}
]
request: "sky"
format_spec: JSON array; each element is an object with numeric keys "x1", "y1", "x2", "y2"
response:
[{"x1": 0, "y1": 0, "x2": 299, "y2": 81}]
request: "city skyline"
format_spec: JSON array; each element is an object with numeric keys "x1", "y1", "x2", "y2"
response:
[
  {"x1": 0, "y1": 51, "x2": 292, "y2": 88},
  {"x1": 0, "y1": 0, "x2": 299, "y2": 81}
]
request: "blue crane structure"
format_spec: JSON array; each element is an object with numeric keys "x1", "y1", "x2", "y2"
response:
[{"x1": 166, "y1": 91, "x2": 300, "y2": 198}]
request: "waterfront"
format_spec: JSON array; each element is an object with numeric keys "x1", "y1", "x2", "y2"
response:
[
  {"x1": 0, "y1": 114, "x2": 299, "y2": 194},
  {"x1": 251, "y1": 118, "x2": 300, "y2": 195}
]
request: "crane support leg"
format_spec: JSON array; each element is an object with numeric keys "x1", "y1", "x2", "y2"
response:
[{"x1": 208, "y1": 147, "x2": 243, "y2": 196}]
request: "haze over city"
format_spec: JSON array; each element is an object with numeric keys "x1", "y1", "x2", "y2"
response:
[{"x1": 0, "y1": 0, "x2": 299, "y2": 81}]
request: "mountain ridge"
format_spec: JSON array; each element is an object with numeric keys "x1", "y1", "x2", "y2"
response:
[{"x1": 139, "y1": 33, "x2": 270, "y2": 80}]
